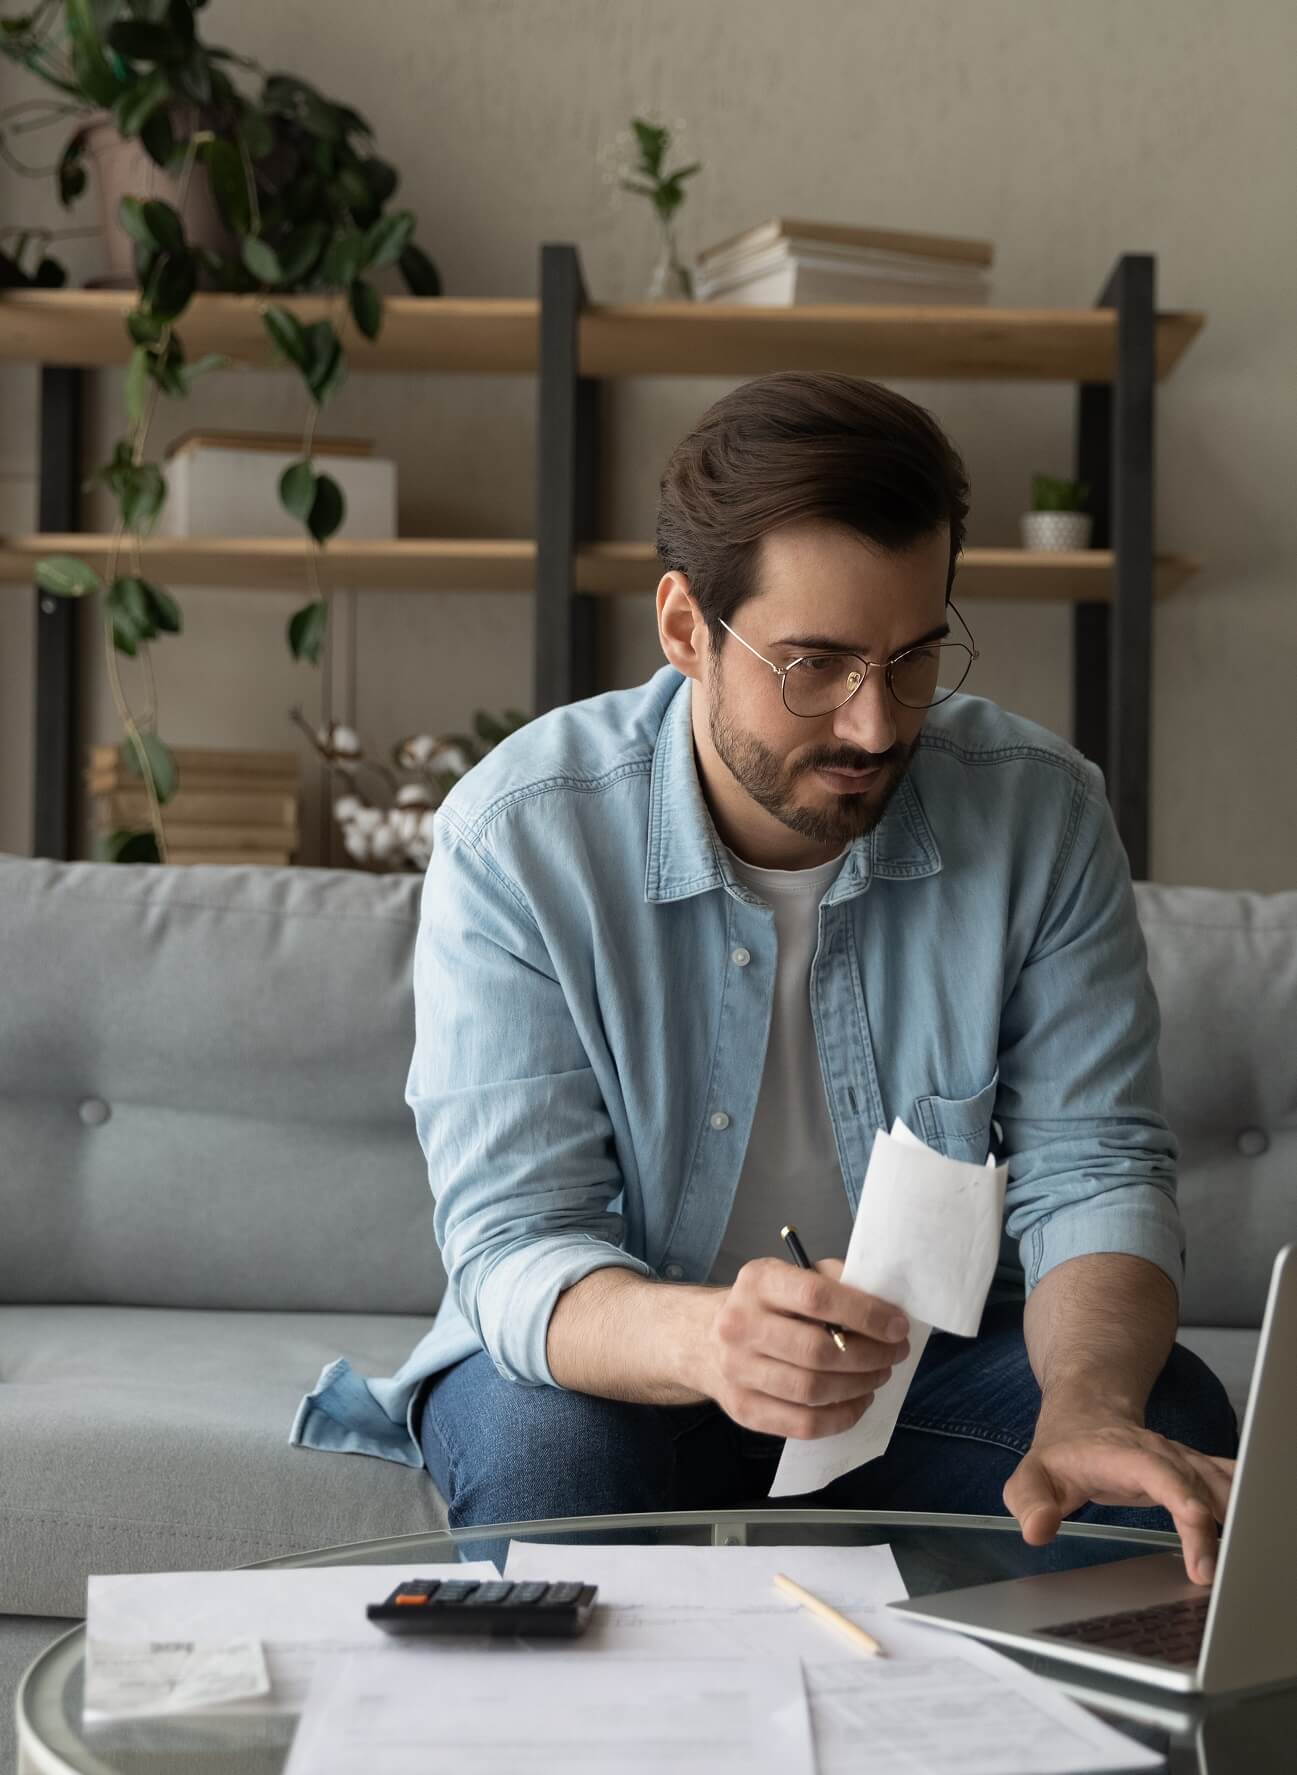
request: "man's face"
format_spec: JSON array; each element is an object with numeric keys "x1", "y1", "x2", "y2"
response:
[{"x1": 703, "y1": 520, "x2": 952, "y2": 854}]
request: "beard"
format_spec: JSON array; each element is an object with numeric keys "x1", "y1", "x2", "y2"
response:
[{"x1": 707, "y1": 663, "x2": 916, "y2": 850}]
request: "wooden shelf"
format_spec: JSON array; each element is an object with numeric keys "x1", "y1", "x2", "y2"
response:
[
  {"x1": 0, "y1": 289, "x2": 1203, "y2": 382},
  {"x1": 0, "y1": 534, "x2": 1200, "y2": 599}
]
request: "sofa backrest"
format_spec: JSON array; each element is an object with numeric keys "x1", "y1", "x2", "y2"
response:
[
  {"x1": 0, "y1": 853, "x2": 437, "y2": 1315},
  {"x1": 1, "y1": 856, "x2": 1292, "y2": 1326},
  {"x1": 1133, "y1": 880, "x2": 1297, "y2": 1329}
]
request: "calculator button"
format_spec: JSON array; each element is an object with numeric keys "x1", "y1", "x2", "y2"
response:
[
  {"x1": 393, "y1": 1592, "x2": 432, "y2": 1606},
  {"x1": 509, "y1": 1582, "x2": 549, "y2": 1603},
  {"x1": 428, "y1": 1581, "x2": 480, "y2": 1603},
  {"x1": 537, "y1": 1582, "x2": 584, "y2": 1605},
  {"x1": 390, "y1": 1580, "x2": 437, "y2": 1599},
  {"x1": 463, "y1": 1582, "x2": 516, "y2": 1604}
]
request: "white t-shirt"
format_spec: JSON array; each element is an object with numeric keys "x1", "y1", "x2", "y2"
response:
[{"x1": 708, "y1": 843, "x2": 856, "y2": 1286}]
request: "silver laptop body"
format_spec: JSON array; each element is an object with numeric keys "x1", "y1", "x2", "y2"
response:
[{"x1": 888, "y1": 1242, "x2": 1296, "y2": 1696}]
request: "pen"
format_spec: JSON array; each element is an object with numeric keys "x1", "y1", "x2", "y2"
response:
[
  {"x1": 780, "y1": 1223, "x2": 849, "y2": 1353},
  {"x1": 772, "y1": 1573, "x2": 886, "y2": 1657}
]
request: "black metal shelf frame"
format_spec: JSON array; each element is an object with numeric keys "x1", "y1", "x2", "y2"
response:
[{"x1": 34, "y1": 246, "x2": 1157, "y2": 874}]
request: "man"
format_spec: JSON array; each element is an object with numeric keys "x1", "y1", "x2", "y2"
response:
[{"x1": 291, "y1": 371, "x2": 1236, "y2": 1581}]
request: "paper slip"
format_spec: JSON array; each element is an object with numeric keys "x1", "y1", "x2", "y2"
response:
[
  {"x1": 500, "y1": 1544, "x2": 1160, "y2": 1775},
  {"x1": 770, "y1": 1116, "x2": 1007, "y2": 1497},
  {"x1": 284, "y1": 1651, "x2": 816, "y2": 1775},
  {"x1": 84, "y1": 1638, "x2": 270, "y2": 1721},
  {"x1": 84, "y1": 1563, "x2": 500, "y2": 1717}
]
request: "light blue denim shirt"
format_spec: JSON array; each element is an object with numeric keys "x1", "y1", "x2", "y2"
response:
[{"x1": 290, "y1": 663, "x2": 1184, "y2": 1469}]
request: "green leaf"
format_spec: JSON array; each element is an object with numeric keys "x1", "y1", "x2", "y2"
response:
[
  {"x1": 262, "y1": 304, "x2": 309, "y2": 369},
  {"x1": 120, "y1": 462, "x2": 167, "y2": 532},
  {"x1": 347, "y1": 277, "x2": 381, "y2": 340},
  {"x1": 34, "y1": 555, "x2": 101, "y2": 598},
  {"x1": 146, "y1": 248, "x2": 196, "y2": 319},
  {"x1": 118, "y1": 195, "x2": 154, "y2": 246},
  {"x1": 307, "y1": 472, "x2": 344, "y2": 543},
  {"x1": 112, "y1": 67, "x2": 171, "y2": 136},
  {"x1": 177, "y1": 351, "x2": 229, "y2": 390},
  {"x1": 288, "y1": 598, "x2": 328, "y2": 664},
  {"x1": 237, "y1": 108, "x2": 274, "y2": 161},
  {"x1": 34, "y1": 256, "x2": 67, "y2": 288},
  {"x1": 138, "y1": 106, "x2": 174, "y2": 168},
  {"x1": 303, "y1": 320, "x2": 345, "y2": 404},
  {"x1": 142, "y1": 579, "x2": 182, "y2": 634},
  {"x1": 117, "y1": 729, "x2": 177, "y2": 802},
  {"x1": 107, "y1": 19, "x2": 175, "y2": 61},
  {"x1": 473, "y1": 711, "x2": 509, "y2": 746},
  {"x1": 126, "y1": 307, "x2": 165, "y2": 346},
  {"x1": 277, "y1": 222, "x2": 328, "y2": 286},
  {"x1": 139, "y1": 198, "x2": 184, "y2": 252},
  {"x1": 360, "y1": 156, "x2": 398, "y2": 204},
  {"x1": 110, "y1": 574, "x2": 158, "y2": 643},
  {"x1": 278, "y1": 458, "x2": 316, "y2": 523},
  {"x1": 203, "y1": 138, "x2": 250, "y2": 234},
  {"x1": 398, "y1": 242, "x2": 441, "y2": 296},
  {"x1": 361, "y1": 208, "x2": 414, "y2": 270},
  {"x1": 67, "y1": 0, "x2": 125, "y2": 105},
  {"x1": 57, "y1": 134, "x2": 88, "y2": 206},
  {"x1": 242, "y1": 235, "x2": 284, "y2": 284},
  {"x1": 98, "y1": 827, "x2": 161, "y2": 864},
  {"x1": 321, "y1": 230, "x2": 366, "y2": 288}
]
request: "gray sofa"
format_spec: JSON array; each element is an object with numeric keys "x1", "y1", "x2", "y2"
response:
[{"x1": 2, "y1": 851, "x2": 1294, "y2": 1762}]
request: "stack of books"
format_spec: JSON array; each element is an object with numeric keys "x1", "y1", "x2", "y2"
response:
[
  {"x1": 86, "y1": 745, "x2": 301, "y2": 866},
  {"x1": 694, "y1": 217, "x2": 994, "y2": 306}
]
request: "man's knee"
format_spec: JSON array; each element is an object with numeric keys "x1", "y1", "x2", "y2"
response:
[{"x1": 418, "y1": 1353, "x2": 676, "y2": 1527}]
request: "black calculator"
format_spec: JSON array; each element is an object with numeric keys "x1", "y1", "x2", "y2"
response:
[{"x1": 367, "y1": 1577, "x2": 598, "y2": 1637}]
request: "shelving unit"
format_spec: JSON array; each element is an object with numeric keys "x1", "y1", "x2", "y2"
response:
[{"x1": 0, "y1": 249, "x2": 1204, "y2": 874}]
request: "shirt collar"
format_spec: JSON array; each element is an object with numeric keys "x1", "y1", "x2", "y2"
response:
[{"x1": 644, "y1": 670, "x2": 942, "y2": 906}]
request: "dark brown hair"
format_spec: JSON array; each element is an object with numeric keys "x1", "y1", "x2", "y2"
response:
[{"x1": 655, "y1": 370, "x2": 971, "y2": 645}]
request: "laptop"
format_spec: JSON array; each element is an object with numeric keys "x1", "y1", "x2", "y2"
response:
[{"x1": 888, "y1": 1242, "x2": 1296, "y2": 1696}]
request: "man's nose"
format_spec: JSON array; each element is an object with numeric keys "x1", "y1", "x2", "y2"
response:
[{"x1": 830, "y1": 666, "x2": 897, "y2": 757}]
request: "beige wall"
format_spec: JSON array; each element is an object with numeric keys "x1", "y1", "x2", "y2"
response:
[{"x1": 2, "y1": 0, "x2": 1293, "y2": 886}]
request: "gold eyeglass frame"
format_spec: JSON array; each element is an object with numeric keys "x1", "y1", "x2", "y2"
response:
[{"x1": 717, "y1": 598, "x2": 980, "y2": 718}]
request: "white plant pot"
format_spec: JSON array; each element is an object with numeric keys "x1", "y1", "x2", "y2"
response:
[{"x1": 1020, "y1": 511, "x2": 1093, "y2": 552}]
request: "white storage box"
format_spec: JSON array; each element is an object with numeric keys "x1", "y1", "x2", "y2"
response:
[{"x1": 160, "y1": 431, "x2": 396, "y2": 538}]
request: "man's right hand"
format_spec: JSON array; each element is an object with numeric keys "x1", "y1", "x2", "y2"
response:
[{"x1": 689, "y1": 1256, "x2": 911, "y2": 1439}]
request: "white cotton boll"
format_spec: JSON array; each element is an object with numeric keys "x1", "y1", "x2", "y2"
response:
[
  {"x1": 429, "y1": 743, "x2": 472, "y2": 777},
  {"x1": 418, "y1": 809, "x2": 437, "y2": 842},
  {"x1": 395, "y1": 783, "x2": 431, "y2": 808},
  {"x1": 370, "y1": 822, "x2": 399, "y2": 860},
  {"x1": 333, "y1": 794, "x2": 363, "y2": 821},
  {"x1": 331, "y1": 725, "x2": 362, "y2": 759},
  {"x1": 393, "y1": 809, "x2": 420, "y2": 844},
  {"x1": 351, "y1": 805, "x2": 383, "y2": 835},
  {"x1": 343, "y1": 827, "x2": 371, "y2": 861},
  {"x1": 401, "y1": 734, "x2": 438, "y2": 766}
]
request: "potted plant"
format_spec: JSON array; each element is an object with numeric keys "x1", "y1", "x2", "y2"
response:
[
  {"x1": 1021, "y1": 473, "x2": 1092, "y2": 552},
  {"x1": 292, "y1": 706, "x2": 530, "y2": 873},
  {"x1": 599, "y1": 115, "x2": 700, "y2": 300},
  {"x1": 1, "y1": 0, "x2": 442, "y2": 865}
]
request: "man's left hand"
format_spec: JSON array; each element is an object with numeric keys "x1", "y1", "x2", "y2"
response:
[{"x1": 1003, "y1": 1418, "x2": 1236, "y2": 1586}]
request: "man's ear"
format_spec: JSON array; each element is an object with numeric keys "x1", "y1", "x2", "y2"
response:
[{"x1": 657, "y1": 571, "x2": 707, "y2": 682}]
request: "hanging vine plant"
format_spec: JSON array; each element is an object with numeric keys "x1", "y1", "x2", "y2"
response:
[{"x1": 1, "y1": 0, "x2": 441, "y2": 862}]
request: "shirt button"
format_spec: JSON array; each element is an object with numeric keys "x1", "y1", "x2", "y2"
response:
[
  {"x1": 79, "y1": 1098, "x2": 111, "y2": 1126},
  {"x1": 709, "y1": 1111, "x2": 731, "y2": 1131},
  {"x1": 731, "y1": 946, "x2": 751, "y2": 967},
  {"x1": 664, "y1": 1263, "x2": 685, "y2": 1281},
  {"x1": 1236, "y1": 1128, "x2": 1270, "y2": 1158}
]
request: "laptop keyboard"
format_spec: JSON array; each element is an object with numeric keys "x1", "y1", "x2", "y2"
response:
[{"x1": 1042, "y1": 1592, "x2": 1211, "y2": 1665}]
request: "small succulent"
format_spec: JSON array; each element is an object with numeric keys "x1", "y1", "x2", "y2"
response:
[{"x1": 1031, "y1": 473, "x2": 1090, "y2": 513}]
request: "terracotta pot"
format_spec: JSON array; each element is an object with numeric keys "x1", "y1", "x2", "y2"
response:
[{"x1": 83, "y1": 112, "x2": 239, "y2": 289}]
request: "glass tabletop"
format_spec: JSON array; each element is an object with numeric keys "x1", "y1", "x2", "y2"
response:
[{"x1": 17, "y1": 1509, "x2": 1293, "y2": 1775}]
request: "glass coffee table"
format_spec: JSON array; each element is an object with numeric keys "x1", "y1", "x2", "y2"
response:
[{"x1": 16, "y1": 1509, "x2": 1291, "y2": 1774}]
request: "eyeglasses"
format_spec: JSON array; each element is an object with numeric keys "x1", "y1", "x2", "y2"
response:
[{"x1": 718, "y1": 599, "x2": 979, "y2": 718}]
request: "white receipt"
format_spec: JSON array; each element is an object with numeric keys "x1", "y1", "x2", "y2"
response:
[
  {"x1": 83, "y1": 1638, "x2": 271, "y2": 1720},
  {"x1": 769, "y1": 1117, "x2": 1007, "y2": 1498}
]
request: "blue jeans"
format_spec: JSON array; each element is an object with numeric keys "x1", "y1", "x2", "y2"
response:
[{"x1": 416, "y1": 1300, "x2": 1238, "y2": 1562}]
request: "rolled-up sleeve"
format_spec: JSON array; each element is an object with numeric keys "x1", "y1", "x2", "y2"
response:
[
  {"x1": 404, "y1": 806, "x2": 655, "y2": 1389},
  {"x1": 997, "y1": 761, "x2": 1186, "y2": 1303}
]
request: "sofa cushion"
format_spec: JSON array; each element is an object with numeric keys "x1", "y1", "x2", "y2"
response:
[
  {"x1": 1133, "y1": 882, "x2": 1297, "y2": 1328},
  {"x1": 0, "y1": 1306, "x2": 448, "y2": 1617},
  {"x1": 1174, "y1": 1326, "x2": 1259, "y2": 1425},
  {"x1": 0, "y1": 855, "x2": 443, "y2": 1317}
]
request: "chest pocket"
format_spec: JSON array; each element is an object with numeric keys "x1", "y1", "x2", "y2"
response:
[{"x1": 912, "y1": 1067, "x2": 1001, "y2": 1163}]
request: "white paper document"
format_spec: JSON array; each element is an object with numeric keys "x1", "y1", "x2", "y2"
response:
[
  {"x1": 770, "y1": 1115, "x2": 1008, "y2": 1498},
  {"x1": 83, "y1": 1563, "x2": 501, "y2": 1718},
  {"x1": 83, "y1": 1638, "x2": 271, "y2": 1721},
  {"x1": 498, "y1": 1543, "x2": 1160, "y2": 1775},
  {"x1": 283, "y1": 1652, "x2": 816, "y2": 1775}
]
